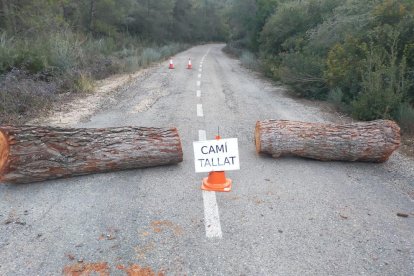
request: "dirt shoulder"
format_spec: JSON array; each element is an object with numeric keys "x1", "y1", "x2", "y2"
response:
[
  {"x1": 30, "y1": 67, "x2": 153, "y2": 127},
  {"x1": 401, "y1": 135, "x2": 414, "y2": 158}
]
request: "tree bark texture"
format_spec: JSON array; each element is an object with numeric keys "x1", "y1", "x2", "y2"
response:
[
  {"x1": 255, "y1": 120, "x2": 400, "y2": 163},
  {"x1": 0, "y1": 126, "x2": 183, "y2": 184}
]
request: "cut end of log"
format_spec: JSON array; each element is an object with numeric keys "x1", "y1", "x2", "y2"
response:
[
  {"x1": 0, "y1": 130, "x2": 9, "y2": 177},
  {"x1": 255, "y1": 121, "x2": 261, "y2": 154}
]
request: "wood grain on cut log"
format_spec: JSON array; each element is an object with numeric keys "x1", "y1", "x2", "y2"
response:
[
  {"x1": 0, "y1": 126, "x2": 183, "y2": 184},
  {"x1": 255, "y1": 120, "x2": 400, "y2": 163}
]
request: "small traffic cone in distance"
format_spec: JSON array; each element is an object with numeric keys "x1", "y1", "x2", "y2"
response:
[
  {"x1": 169, "y1": 58, "x2": 175, "y2": 69},
  {"x1": 187, "y1": 58, "x2": 192, "y2": 69},
  {"x1": 201, "y1": 135, "x2": 232, "y2": 192}
]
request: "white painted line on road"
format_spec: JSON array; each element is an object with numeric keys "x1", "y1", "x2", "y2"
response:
[
  {"x1": 198, "y1": 130, "x2": 223, "y2": 239},
  {"x1": 199, "y1": 68, "x2": 202, "y2": 72},
  {"x1": 197, "y1": 104, "x2": 203, "y2": 117},
  {"x1": 196, "y1": 50, "x2": 222, "y2": 239},
  {"x1": 202, "y1": 190, "x2": 223, "y2": 239},
  {"x1": 198, "y1": 130, "x2": 206, "y2": 141}
]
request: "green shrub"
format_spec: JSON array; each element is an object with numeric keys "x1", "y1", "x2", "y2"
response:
[
  {"x1": 352, "y1": 30, "x2": 410, "y2": 120},
  {"x1": 123, "y1": 55, "x2": 142, "y2": 72},
  {"x1": 240, "y1": 50, "x2": 259, "y2": 70},
  {"x1": 15, "y1": 47, "x2": 47, "y2": 73},
  {"x1": 351, "y1": 87, "x2": 402, "y2": 121},
  {"x1": 73, "y1": 72, "x2": 94, "y2": 93},
  {"x1": 325, "y1": 38, "x2": 368, "y2": 104},
  {"x1": 397, "y1": 102, "x2": 414, "y2": 134},
  {"x1": 0, "y1": 33, "x2": 17, "y2": 73},
  {"x1": 352, "y1": 57, "x2": 404, "y2": 120},
  {"x1": 88, "y1": 37, "x2": 117, "y2": 56},
  {"x1": 223, "y1": 42, "x2": 244, "y2": 57},
  {"x1": 279, "y1": 51, "x2": 328, "y2": 99},
  {"x1": 327, "y1": 88, "x2": 343, "y2": 105},
  {"x1": 141, "y1": 48, "x2": 162, "y2": 66},
  {"x1": 159, "y1": 43, "x2": 188, "y2": 58},
  {"x1": 47, "y1": 32, "x2": 82, "y2": 72}
]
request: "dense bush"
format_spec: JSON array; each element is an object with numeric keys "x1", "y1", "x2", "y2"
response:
[
  {"x1": 278, "y1": 51, "x2": 327, "y2": 99},
  {"x1": 225, "y1": 0, "x2": 414, "y2": 132},
  {"x1": 259, "y1": 0, "x2": 342, "y2": 98}
]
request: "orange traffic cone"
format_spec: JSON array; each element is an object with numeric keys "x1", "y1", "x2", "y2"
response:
[
  {"x1": 187, "y1": 58, "x2": 192, "y2": 69},
  {"x1": 201, "y1": 135, "x2": 232, "y2": 192},
  {"x1": 169, "y1": 59, "x2": 175, "y2": 69},
  {"x1": 202, "y1": 171, "x2": 232, "y2": 192}
]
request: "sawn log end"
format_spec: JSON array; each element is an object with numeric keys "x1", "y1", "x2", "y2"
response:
[{"x1": 0, "y1": 129, "x2": 9, "y2": 179}]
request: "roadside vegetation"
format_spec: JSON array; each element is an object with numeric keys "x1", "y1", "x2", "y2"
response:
[
  {"x1": 0, "y1": 0, "x2": 227, "y2": 124},
  {"x1": 224, "y1": 0, "x2": 414, "y2": 135},
  {"x1": 2, "y1": 0, "x2": 413, "y2": 139}
]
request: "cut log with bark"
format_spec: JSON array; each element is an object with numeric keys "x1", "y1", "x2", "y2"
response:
[
  {"x1": 0, "y1": 126, "x2": 183, "y2": 184},
  {"x1": 255, "y1": 120, "x2": 400, "y2": 163}
]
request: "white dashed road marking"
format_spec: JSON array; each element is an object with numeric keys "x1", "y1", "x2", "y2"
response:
[
  {"x1": 197, "y1": 104, "x2": 203, "y2": 117},
  {"x1": 197, "y1": 48, "x2": 222, "y2": 239},
  {"x1": 198, "y1": 130, "x2": 222, "y2": 239},
  {"x1": 202, "y1": 190, "x2": 223, "y2": 239},
  {"x1": 198, "y1": 130, "x2": 206, "y2": 141}
]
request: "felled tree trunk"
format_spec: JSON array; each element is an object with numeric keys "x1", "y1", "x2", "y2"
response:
[
  {"x1": 0, "y1": 126, "x2": 183, "y2": 184},
  {"x1": 255, "y1": 120, "x2": 400, "y2": 163}
]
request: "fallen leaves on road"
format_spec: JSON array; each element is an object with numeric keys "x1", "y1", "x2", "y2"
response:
[
  {"x1": 63, "y1": 262, "x2": 109, "y2": 276},
  {"x1": 150, "y1": 220, "x2": 183, "y2": 237},
  {"x1": 63, "y1": 263, "x2": 164, "y2": 276},
  {"x1": 117, "y1": 264, "x2": 165, "y2": 276},
  {"x1": 134, "y1": 242, "x2": 155, "y2": 260}
]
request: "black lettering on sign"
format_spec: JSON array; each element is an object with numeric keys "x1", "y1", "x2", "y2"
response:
[
  {"x1": 200, "y1": 143, "x2": 228, "y2": 154},
  {"x1": 201, "y1": 146, "x2": 208, "y2": 154},
  {"x1": 197, "y1": 156, "x2": 237, "y2": 168}
]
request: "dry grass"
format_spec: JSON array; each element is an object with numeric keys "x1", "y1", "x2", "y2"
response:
[{"x1": 401, "y1": 134, "x2": 414, "y2": 158}]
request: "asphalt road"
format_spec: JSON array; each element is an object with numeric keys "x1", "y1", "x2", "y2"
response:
[{"x1": 1, "y1": 44, "x2": 414, "y2": 275}]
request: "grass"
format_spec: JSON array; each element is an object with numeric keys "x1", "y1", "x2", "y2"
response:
[
  {"x1": 0, "y1": 70, "x2": 56, "y2": 124},
  {"x1": 240, "y1": 50, "x2": 260, "y2": 70},
  {"x1": 73, "y1": 72, "x2": 95, "y2": 93},
  {"x1": 397, "y1": 103, "x2": 414, "y2": 135}
]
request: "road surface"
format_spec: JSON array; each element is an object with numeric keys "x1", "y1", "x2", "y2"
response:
[{"x1": 1, "y1": 44, "x2": 414, "y2": 275}]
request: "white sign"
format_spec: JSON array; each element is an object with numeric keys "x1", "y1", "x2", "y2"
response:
[{"x1": 193, "y1": 138, "x2": 240, "y2": 173}]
